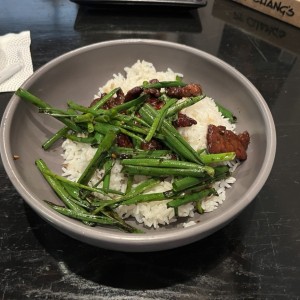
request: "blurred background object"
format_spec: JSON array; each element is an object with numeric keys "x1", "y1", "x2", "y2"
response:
[
  {"x1": 70, "y1": 0, "x2": 207, "y2": 8},
  {"x1": 213, "y1": 0, "x2": 300, "y2": 54},
  {"x1": 232, "y1": 0, "x2": 300, "y2": 29}
]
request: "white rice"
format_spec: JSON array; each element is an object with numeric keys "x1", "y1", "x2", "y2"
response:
[
  {"x1": 61, "y1": 60, "x2": 238, "y2": 229},
  {"x1": 98, "y1": 60, "x2": 182, "y2": 95}
]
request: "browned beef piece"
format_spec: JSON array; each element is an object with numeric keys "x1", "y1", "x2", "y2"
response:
[
  {"x1": 149, "y1": 79, "x2": 159, "y2": 84},
  {"x1": 141, "y1": 139, "x2": 164, "y2": 150},
  {"x1": 116, "y1": 133, "x2": 133, "y2": 148},
  {"x1": 146, "y1": 97, "x2": 165, "y2": 110},
  {"x1": 124, "y1": 79, "x2": 161, "y2": 103},
  {"x1": 89, "y1": 89, "x2": 125, "y2": 109},
  {"x1": 165, "y1": 83, "x2": 202, "y2": 99},
  {"x1": 142, "y1": 79, "x2": 160, "y2": 98},
  {"x1": 124, "y1": 86, "x2": 143, "y2": 102},
  {"x1": 207, "y1": 124, "x2": 250, "y2": 161},
  {"x1": 144, "y1": 87, "x2": 160, "y2": 98},
  {"x1": 173, "y1": 112, "x2": 197, "y2": 128},
  {"x1": 238, "y1": 131, "x2": 251, "y2": 150},
  {"x1": 101, "y1": 89, "x2": 125, "y2": 109}
]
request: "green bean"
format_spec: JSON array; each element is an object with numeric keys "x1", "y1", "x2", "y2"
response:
[
  {"x1": 36, "y1": 159, "x2": 87, "y2": 212},
  {"x1": 94, "y1": 132, "x2": 104, "y2": 144},
  {"x1": 145, "y1": 98, "x2": 177, "y2": 142},
  {"x1": 61, "y1": 182, "x2": 82, "y2": 201},
  {"x1": 49, "y1": 197, "x2": 142, "y2": 233},
  {"x1": 121, "y1": 158, "x2": 214, "y2": 176},
  {"x1": 160, "y1": 117, "x2": 203, "y2": 165},
  {"x1": 92, "y1": 178, "x2": 161, "y2": 212},
  {"x1": 120, "y1": 178, "x2": 162, "y2": 203},
  {"x1": 132, "y1": 151, "x2": 173, "y2": 159},
  {"x1": 122, "y1": 165, "x2": 211, "y2": 178},
  {"x1": 38, "y1": 107, "x2": 77, "y2": 118},
  {"x1": 119, "y1": 127, "x2": 144, "y2": 143},
  {"x1": 78, "y1": 162, "x2": 123, "y2": 201},
  {"x1": 67, "y1": 100, "x2": 110, "y2": 116},
  {"x1": 65, "y1": 134, "x2": 97, "y2": 144},
  {"x1": 37, "y1": 161, "x2": 96, "y2": 226},
  {"x1": 172, "y1": 177, "x2": 202, "y2": 192},
  {"x1": 111, "y1": 147, "x2": 171, "y2": 158},
  {"x1": 16, "y1": 88, "x2": 51, "y2": 109},
  {"x1": 125, "y1": 175, "x2": 134, "y2": 194},
  {"x1": 41, "y1": 168, "x2": 111, "y2": 198},
  {"x1": 74, "y1": 113, "x2": 94, "y2": 123},
  {"x1": 94, "y1": 115, "x2": 111, "y2": 123},
  {"x1": 161, "y1": 134, "x2": 198, "y2": 163},
  {"x1": 102, "y1": 159, "x2": 114, "y2": 193},
  {"x1": 126, "y1": 178, "x2": 161, "y2": 197},
  {"x1": 114, "y1": 122, "x2": 165, "y2": 141},
  {"x1": 172, "y1": 165, "x2": 229, "y2": 192},
  {"x1": 16, "y1": 88, "x2": 82, "y2": 133},
  {"x1": 106, "y1": 94, "x2": 148, "y2": 114},
  {"x1": 100, "y1": 209, "x2": 143, "y2": 233},
  {"x1": 142, "y1": 80, "x2": 186, "y2": 89},
  {"x1": 56, "y1": 117, "x2": 82, "y2": 133},
  {"x1": 113, "y1": 113, "x2": 150, "y2": 128},
  {"x1": 93, "y1": 122, "x2": 120, "y2": 135},
  {"x1": 42, "y1": 126, "x2": 69, "y2": 150},
  {"x1": 165, "y1": 95, "x2": 206, "y2": 117},
  {"x1": 58, "y1": 185, "x2": 92, "y2": 209},
  {"x1": 200, "y1": 152, "x2": 236, "y2": 164},
  {"x1": 87, "y1": 122, "x2": 94, "y2": 133},
  {"x1": 87, "y1": 198, "x2": 115, "y2": 207},
  {"x1": 45, "y1": 201, "x2": 117, "y2": 225},
  {"x1": 111, "y1": 120, "x2": 150, "y2": 136},
  {"x1": 167, "y1": 188, "x2": 217, "y2": 208},
  {"x1": 77, "y1": 130, "x2": 117, "y2": 185},
  {"x1": 196, "y1": 200, "x2": 205, "y2": 214},
  {"x1": 120, "y1": 192, "x2": 171, "y2": 206},
  {"x1": 68, "y1": 198, "x2": 92, "y2": 210},
  {"x1": 197, "y1": 148, "x2": 207, "y2": 155},
  {"x1": 116, "y1": 150, "x2": 173, "y2": 159},
  {"x1": 96, "y1": 120, "x2": 144, "y2": 142},
  {"x1": 90, "y1": 87, "x2": 120, "y2": 110},
  {"x1": 140, "y1": 105, "x2": 195, "y2": 161},
  {"x1": 139, "y1": 104, "x2": 203, "y2": 164},
  {"x1": 216, "y1": 103, "x2": 237, "y2": 123},
  {"x1": 175, "y1": 172, "x2": 230, "y2": 197}
]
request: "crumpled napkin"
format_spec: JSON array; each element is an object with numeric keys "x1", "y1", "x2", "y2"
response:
[{"x1": 0, "y1": 31, "x2": 33, "y2": 92}]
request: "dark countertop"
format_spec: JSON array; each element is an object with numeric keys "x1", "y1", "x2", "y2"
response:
[{"x1": 1, "y1": 0, "x2": 300, "y2": 299}]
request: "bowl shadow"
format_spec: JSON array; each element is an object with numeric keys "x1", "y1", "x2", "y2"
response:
[{"x1": 25, "y1": 202, "x2": 256, "y2": 290}]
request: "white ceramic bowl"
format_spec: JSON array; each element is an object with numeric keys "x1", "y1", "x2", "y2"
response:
[{"x1": 0, "y1": 39, "x2": 276, "y2": 252}]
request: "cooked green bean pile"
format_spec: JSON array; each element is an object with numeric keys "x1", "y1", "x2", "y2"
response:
[{"x1": 16, "y1": 80, "x2": 236, "y2": 233}]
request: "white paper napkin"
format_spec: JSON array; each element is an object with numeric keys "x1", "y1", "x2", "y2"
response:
[{"x1": 0, "y1": 31, "x2": 33, "y2": 92}]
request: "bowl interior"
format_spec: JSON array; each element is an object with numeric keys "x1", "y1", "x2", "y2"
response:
[{"x1": 1, "y1": 40, "x2": 276, "y2": 251}]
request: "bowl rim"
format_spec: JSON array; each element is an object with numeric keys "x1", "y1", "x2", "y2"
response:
[{"x1": 0, "y1": 38, "x2": 277, "y2": 251}]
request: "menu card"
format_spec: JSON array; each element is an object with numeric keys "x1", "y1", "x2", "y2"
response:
[{"x1": 232, "y1": 0, "x2": 300, "y2": 28}]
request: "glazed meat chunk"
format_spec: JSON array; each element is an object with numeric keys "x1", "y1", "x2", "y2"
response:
[
  {"x1": 124, "y1": 86, "x2": 143, "y2": 102},
  {"x1": 141, "y1": 139, "x2": 164, "y2": 150},
  {"x1": 207, "y1": 124, "x2": 250, "y2": 161},
  {"x1": 90, "y1": 89, "x2": 125, "y2": 109},
  {"x1": 116, "y1": 133, "x2": 133, "y2": 148},
  {"x1": 165, "y1": 83, "x2": 202, "y2": 99},
  {"x1": 173, "y1": 112, "x2": 197, "y2": 128}
]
